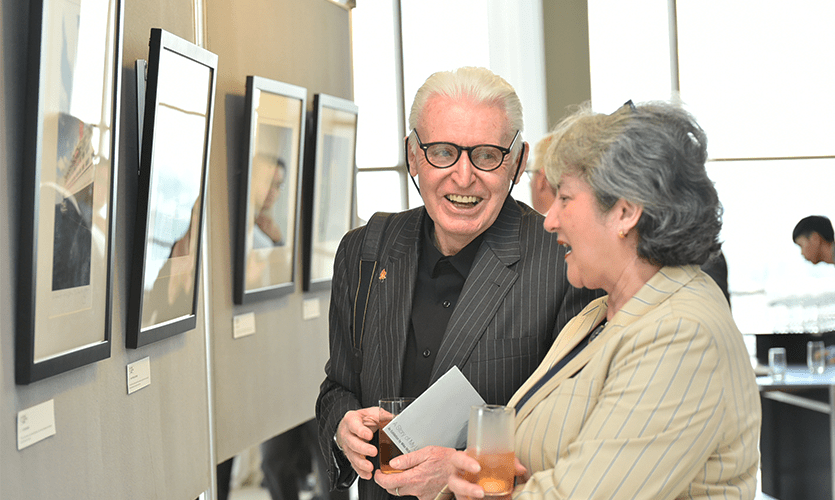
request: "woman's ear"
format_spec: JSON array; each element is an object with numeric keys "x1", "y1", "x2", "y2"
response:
[{"x1": 614, "y1": 198, "x2": 643, "y2": 234}]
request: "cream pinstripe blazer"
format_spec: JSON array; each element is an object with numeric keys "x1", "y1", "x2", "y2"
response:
[{"x1": 506, "y1": 265, "x2": 761, "y2": 500}]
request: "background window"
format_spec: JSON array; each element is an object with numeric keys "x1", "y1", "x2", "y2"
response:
[{"x1": 589, "y1": 0, "x2": 835, "y2": 334}]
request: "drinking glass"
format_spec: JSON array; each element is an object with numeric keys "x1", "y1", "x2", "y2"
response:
[
  {"x1": 769, "y1": 347, "x2": 787, "y2": 382},
  {"x1": 378, "y1": 397, "x2": 414, "y2": 473},
  {"x1": 808, "y1": 341, "x2": 826, "y2": 375},
  {"x1": 462, "y1": 405, "x2": 516, "y2": 497}
]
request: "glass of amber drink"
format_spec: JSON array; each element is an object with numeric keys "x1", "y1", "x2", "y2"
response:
[
  {"x1": 378, "y1": 397, "x2": 414, "y2": 473},
  {"x1": 462, "y1": 405, "x2": 516, "y2": 496}
]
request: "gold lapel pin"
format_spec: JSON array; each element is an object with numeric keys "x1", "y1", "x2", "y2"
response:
[{"x1": 379, "y1": 269, "x2": 387, "y2": 281}]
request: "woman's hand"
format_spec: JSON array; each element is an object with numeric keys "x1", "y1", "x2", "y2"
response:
[{"x1": 446, "y1": 451, "x2": 528, "y2": 500}]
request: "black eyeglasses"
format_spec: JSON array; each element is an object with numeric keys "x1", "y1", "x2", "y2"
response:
[{"x1": 413, "y1": 130, "x2": 520, "y2": 172}]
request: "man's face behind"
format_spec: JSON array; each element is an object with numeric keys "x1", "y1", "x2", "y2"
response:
[
  {"x1": 796, "y1": 233, "x2": 823, "y2": 264},
  {"x1": 409, "y1": 96, "x2": 524, "y2": 255}
]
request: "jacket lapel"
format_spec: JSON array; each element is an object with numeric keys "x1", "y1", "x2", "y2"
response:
[
  {"x1": 510, "y1": 265, "x2": 698, "y2": 425},
  {"x1": 429, "y1": 199, "x2": 523, "y2": 382},
  {"x1": 376, "y1": 210, "x2": 422, "y2": 398},
  {"x1": 508, "y1": 299, "x2": 607, "y2": 418}
]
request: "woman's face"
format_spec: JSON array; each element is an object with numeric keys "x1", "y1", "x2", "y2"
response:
[{"x1": 543, "y1": 173, "x2": 618, "y2": 291}]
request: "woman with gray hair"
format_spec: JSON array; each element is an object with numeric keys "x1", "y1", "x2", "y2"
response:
[{"x1": 445, "y1": 101, "x2": 761, "y2": 499}]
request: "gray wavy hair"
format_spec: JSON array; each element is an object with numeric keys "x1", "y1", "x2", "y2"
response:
[
  {"x1": 408, "y1": 66, "x2": 524, "y2": 162},
  {"x1": 545, "y1": 100, "x2": 722, "y2": 266}
]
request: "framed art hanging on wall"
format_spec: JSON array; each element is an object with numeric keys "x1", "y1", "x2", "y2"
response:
[
  {"x1": 127, "y1": 28, "x2": 218, "y2": 348},
  {"x1": 234, "y1": 76, "x2": 307, "y2": 305},
  {"x1": 16, "y1": 0, "x2": 124, "y2": 384},
  {"x1": 302, "y1": 94, "x2": 358, "y2": 292}
]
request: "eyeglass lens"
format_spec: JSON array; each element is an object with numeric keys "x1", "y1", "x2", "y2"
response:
[{"x1": 424, "y1": 143, "x2": 505, "y2": 170}]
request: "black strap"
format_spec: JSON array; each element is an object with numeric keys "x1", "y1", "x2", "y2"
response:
[
  {"x1": 351, "y1": 212, "x2": 391, "y2": 373},
  {"x1": 514, "y1": 320, "x2": 606, "y2": 410}
]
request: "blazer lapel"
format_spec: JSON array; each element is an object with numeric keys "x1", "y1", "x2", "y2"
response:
[
  {"x1": 508, "y1": 299, "x2": 607, "y2": 419},
  {"x1": 429, "y1": 199, "x2": 523, "y2": 382},
  {"x1": 510, "y1": 266, "x2": 698, "y2": 425},
  {"x1": 376, "y1": 210, "x2": 422, "y2": 397}
]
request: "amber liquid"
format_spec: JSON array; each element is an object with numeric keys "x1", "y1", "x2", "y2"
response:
[
  {"x1": 462, "y1": 450, "x2": 515, "y2": 496},
  {"x1": 378, "y1": 418, "x2": 403, "y2": 473}
]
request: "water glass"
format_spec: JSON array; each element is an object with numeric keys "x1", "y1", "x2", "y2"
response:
[
  {"x1": 462, "y1": 405, "x2": 516, "y2": 497},
  {"x1": 808, "y1": 341, "x2": 826, "y2": 375},
  {"x1": 769, "y1": 347, "x2": 787, "y2": 382},
  {"x1": 378, "y1": 397, "x2": 414, "y2": 473}
]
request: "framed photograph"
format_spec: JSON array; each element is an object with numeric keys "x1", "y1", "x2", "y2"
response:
[
  {"x1": 16, "y1": 0, "x2": 124, "y2": 384},
  {"x1": 234, "y1": 76, "x2": 307, "y2": 304},
  {"x1": 127, "y1": 28, "x2": 218, "y2": 348},
  {"x1": 302, "y1": 94, "x2": 358, "y2": 292}
]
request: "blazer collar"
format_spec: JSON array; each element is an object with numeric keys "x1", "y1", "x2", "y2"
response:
[
  {"x1": 510, "y1": 265, "x2": 700, "y2": 423},
  {"x1": 607, "y1": 265, "x2": 699, "y2": 330}
]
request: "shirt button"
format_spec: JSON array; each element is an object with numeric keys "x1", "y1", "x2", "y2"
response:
[
  {"x1": 422, "y1": 349, "x2": 431, "y2": 358},
  {"x1": 442, "y1": 300, "x2": 451, "y2": 308}
]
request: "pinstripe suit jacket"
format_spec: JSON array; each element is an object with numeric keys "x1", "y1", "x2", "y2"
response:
[
  {"x1": 316, "y1": 197, "x2": 602, "y2": 500},
  {"x1": 506, "y1": 265, "x2": 761, "y2": 500}
]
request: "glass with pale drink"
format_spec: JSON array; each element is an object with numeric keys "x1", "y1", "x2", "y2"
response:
[
  {"x1": 378, "y1": 397, "x2": 414, "y2": 473},
  {"x1": 462, "y1": 404, "x2": 516, "y2": 497},
  {"x1": 808, "y1": 340, "x2": 826, "y2": 375}
]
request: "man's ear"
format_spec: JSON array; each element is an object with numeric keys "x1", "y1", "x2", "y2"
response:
[
  {"x1": 533, "y1": 169, "x2": 549, "y2": 191},
  {"x1": 406, "y1": 136, "x2": 419, "y2": 177},
  {"x1": 512, "y1": 142, "x2": 530, "y2": 185}
]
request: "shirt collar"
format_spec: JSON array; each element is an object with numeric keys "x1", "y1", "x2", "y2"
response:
[{"x1": 421, "y1": 217, "x2": 483, "y2": 278}]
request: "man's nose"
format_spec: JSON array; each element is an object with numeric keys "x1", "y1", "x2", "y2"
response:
[{"x1": 450, "y1": 151, "x2": 476, "y2": 185}]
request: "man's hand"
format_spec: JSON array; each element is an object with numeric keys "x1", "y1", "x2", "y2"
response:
[
  {"x1": 446, "y1": 450, "x2": 529, "y2": 500},
  {"x1": 336, "y1": 408, "x2": 381, "y2": 480},
  {"x1": 373, "y1": 446, "x2": 457, "y2": 500}
]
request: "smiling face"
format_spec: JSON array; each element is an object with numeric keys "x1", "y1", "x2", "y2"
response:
[
  {"x1": 409, "y1": 96, "x2": 526, "y2": 255},
  {"x1": 543, "y1": 173, "x2": 619, "y2": 291}
]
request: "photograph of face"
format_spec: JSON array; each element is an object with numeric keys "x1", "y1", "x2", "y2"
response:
[
  {"x1": 250, "y1": 122, "x2": 293, "y2": 250},
  {"x1": 243, "y1": 98, "x2": 300, "y2": 293}
]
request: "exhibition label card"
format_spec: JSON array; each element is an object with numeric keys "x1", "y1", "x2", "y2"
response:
[
  {"x1": 383, "y1": 366, "x2": 484, "y2": 454},
  {"x1": 127, "y1": 357, "x2": 151, "y2": 394},
  {"x1": 233, "y1": 312, "x2": 256, "y2": 339},
  {"x1": 18, "y1": 399, "x2": 56, "y2": 450}
]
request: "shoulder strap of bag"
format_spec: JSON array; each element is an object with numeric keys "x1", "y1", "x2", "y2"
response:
[{"x1": 351, "y1": 212, "x2": 391, "y2": 373}]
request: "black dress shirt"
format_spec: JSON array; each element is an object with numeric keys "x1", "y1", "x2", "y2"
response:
[{"x1": 401, "y1": 218, "x2": 483, "y2": 397}]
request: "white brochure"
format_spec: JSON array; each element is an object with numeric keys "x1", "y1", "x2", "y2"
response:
[{"x1": 382, "y1": 365, "x2": 485, "y2": 454}]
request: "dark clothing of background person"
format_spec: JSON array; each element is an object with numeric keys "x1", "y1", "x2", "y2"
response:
[{"x1": 701, "y1": 251, "x2": 730, "y2": 305}]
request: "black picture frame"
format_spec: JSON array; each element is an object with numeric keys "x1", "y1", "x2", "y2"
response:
[
  {"x1": 302, "y1": 94, "x2": 359, "y2": 292},
  {"x1": 233, "y1": 76, "x2": 307, "y2": 304},
  {"x1": 16, "y1": 0, "x2": 124, "y2": 384},
  {"x1": 127, "y1": 28, "x2": 218, "y2": 348}
]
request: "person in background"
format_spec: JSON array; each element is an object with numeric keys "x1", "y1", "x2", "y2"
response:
[
  {"x1": 527, "y1": 133, "x2": 557, "y2": 214},
  {"x1": 792, "y1": 215, "x2": 834, "y2": 266},
  {"x1": 446, "y1": 100, "x2": 761, "y2": 500},
  {"x1": 316, "y1": 67, "x2": 602, "y2": 500},
  {"x1": 701, "y1": 251, "x2": 730, "y2": 305}
]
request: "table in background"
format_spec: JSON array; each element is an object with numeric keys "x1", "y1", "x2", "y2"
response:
[{"x1": 758, "y1": 365, "x2": 835, "y2": 499}]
